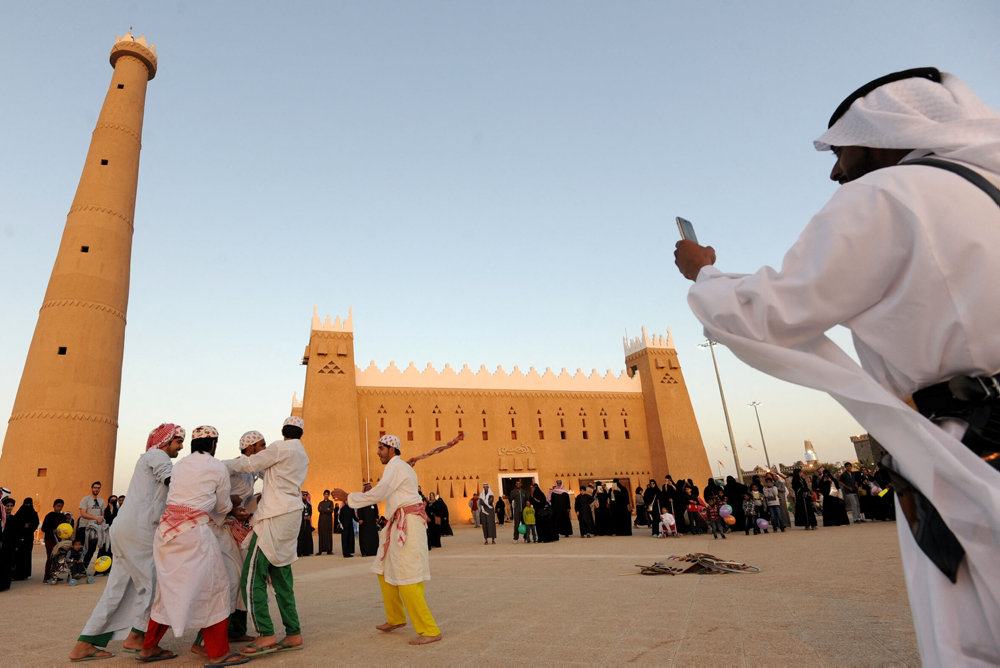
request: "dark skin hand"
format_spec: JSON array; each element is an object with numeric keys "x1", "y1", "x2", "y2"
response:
[{"x1": 674, "y1": 239, "x2": 716, "y2": 281}]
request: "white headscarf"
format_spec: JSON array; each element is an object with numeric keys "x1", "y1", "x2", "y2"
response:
[
  {"x1": 478, "y1": 484, "x2": 494, "y2": 511},
  {"x1": 814, "y1": 72, "x2": 1000, "y2": 173}
]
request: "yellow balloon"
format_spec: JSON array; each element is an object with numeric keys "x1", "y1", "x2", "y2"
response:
[
  {"x1": 94, "y1": 556, "x2": 112, "y2": 573},
  {"x1": 56, "y1": 523, "x2": 74, "y2": 540}
]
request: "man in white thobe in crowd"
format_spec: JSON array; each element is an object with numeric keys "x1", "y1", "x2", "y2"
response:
[
  {"x1": 190, "y1": 430, "x2": 263, "y2": 656},
  {"x1": 675, "y1": 67, "x2": 1000, "y2": 665},
  {"x1": 139, "y1": 425, "x2": 248, "y2": 667},
  {"x1": 228, "y1": 416, "x2": 308, "y2": 657},
  {"x1": 332, "y1": 434, "x2": 443, "y2": 646},
  {"x1": 69, "y1": 423, "x2": 184, "y2": 662}
]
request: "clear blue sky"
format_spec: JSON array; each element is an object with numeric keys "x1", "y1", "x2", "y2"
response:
[{"x1": 2, "y1": 2, "x2": 998, "y2": 491}]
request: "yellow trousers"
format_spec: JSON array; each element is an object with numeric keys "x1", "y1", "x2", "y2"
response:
[{"x1": 378, "y1": 574, "x2": 440, "y2": 637}]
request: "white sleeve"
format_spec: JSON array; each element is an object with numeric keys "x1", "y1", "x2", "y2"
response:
[
  {"x1": 689, "y1": 182, "x2": 917, "y2": 349},
  {"x1": 347, "y1": 460, "x2": 398, "y2": 508}
]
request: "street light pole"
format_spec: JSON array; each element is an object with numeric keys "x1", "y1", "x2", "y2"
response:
[
  {"x1": 700, "y1": 340, "x2": 742, "y2": 479},
  {"x1": 748, "y1": 400, "x2": 772, "y2": 469}
]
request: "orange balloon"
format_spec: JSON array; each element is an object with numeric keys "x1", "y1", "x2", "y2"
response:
[{"x1": 724, "y1": 515, "x2": 736, "y2": 525}]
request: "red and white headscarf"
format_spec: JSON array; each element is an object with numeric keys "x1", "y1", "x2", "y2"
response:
[{"x1": 146, "y1": 423, "x2": 184, "y2": 451}]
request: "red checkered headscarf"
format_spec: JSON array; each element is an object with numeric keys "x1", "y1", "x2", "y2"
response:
[{"x1": 147, "y1": 423, "x2": 183, "y2": 451}]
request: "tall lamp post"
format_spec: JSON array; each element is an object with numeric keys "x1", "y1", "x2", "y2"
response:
[
  {"x1": 699, "y1": 340, "x2": 742, "y2": 479},
  {"x1": 748, "y1": 401, "x2": 772, "y2": 469}
]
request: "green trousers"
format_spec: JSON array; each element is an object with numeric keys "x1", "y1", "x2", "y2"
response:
[{"x1": 240, "y1": 533, "x2": 300, "y2": 637}]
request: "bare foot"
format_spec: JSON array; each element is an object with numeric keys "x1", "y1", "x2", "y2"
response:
[
  {"x1": 277, "y1": 633, "x2": 303, "y2": 648},
  {"x1": 409, "y1": 634, "x2": 442, "y2": 645},
  {"x1": 376, "y1": 622, "x2": 406, "y2": 632},
  {"x1": 191, "y1": 643, "x2": 209, "y2": 657}
]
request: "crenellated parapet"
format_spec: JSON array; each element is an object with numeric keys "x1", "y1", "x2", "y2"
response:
[
  {"x1": 311, "y1": 305, "x2": 353, "y2": 332},
  {"x1": 623, "y1": 325, "x2": 675, "y2": 357},
  {"x1": 110, "y1": 31, "x2": 157, "y2": 80},
  {"x1": 355, "y1": 360, "x2": 640, "y2": 392}
]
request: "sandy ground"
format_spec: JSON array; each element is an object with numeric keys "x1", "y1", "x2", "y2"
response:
[{"x1": 0, "y1": 518, "x2": 918, "y2": 667}]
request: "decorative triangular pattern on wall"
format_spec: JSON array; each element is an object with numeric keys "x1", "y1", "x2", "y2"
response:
[
  {"x1": 660, "y1": 372, "x2": 678, "y2": 384},
  {"x1": 377, "y1": 405, "x2": 387, "y2": 414},
  {"x1": 318, "y1": 360, "x2": 345, "y2": 374},
  {"x1": 405, "y1": 405, "x2": 415, "y2": 414}
]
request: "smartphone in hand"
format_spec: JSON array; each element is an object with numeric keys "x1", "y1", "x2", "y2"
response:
[{"x1": 675, "y1": 216, "x2": 698, "y2": 244}]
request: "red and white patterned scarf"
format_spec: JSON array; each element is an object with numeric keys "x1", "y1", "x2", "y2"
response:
[
  {"x1": 379, "y1": 502, "x2": 428, "y2": 562},
  {"x1": 157, "y1": 504, "x2": 209, "y2": 543}
]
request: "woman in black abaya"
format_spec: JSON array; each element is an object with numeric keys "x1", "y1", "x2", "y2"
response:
[{"x1": 12, "y1": 498, "x2": 40, "y2": 580}]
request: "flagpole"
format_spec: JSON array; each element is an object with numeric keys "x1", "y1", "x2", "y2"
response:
[
  {"x1": 748, "y1": 401, "x2": 772, "y2": 469},
  {"x1": 700, "y1": 340, "x2": 742, "y2": 480}
]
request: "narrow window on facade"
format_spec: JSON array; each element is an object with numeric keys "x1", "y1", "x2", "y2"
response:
[
  {"x1": 435, "y1": 418, "x2": 439, "y2": 428},
  {"x1": 511, "y1": 430, "x2": 517, "y2": 440},
  {"x1": 435, "y1": 430, "x2": 441, "y2": 440},
  {"x1": 482, "y1": 431, "x2": 489, "y2": 441},
  {"x1": 458, "y1": 418, "x2": 463, "y2": 428},
  {"x1": 560, "y1": 430, "x2": 566, "y2": 440},
  {"x1": 603, "y1": 430, "x2": 609, "y2": 439},
  {"x1": 117, "y1": 83, "x2": 124, "y2": 89},
  {"x1": 582, "y1": 431, "x2": 588, "y2": 439},
  {"x1": 58, "y1": 347, "x2": 67, "y2": 355},
  {"x1": 407, "y1": 431, "x2": 414, "y2": 441},
  {"x1": 625, "y1": 430, "x2": 631, "y2": 439},
  {"x1": 380, "y1": 417, "x2": 384, "y2": 428},
  {"x1": 538, "y1": 430, "x2": 545, "y2": 439},
  {"x1": 37, "y1": 468, "x2": 47, "y2": 477},
  {"x1": 408, "y1": 418, "x2": 412, "y2": 428},
  {"x1": 100, "y1": 159, "x2": 108, "y2": 165},
  {"x1": 560, "y1": 418, "x2": 565, "y2": 428},
  {"x1": 81, "y1": 246, "x2": 90, "y2": 252},
  {"x1": 379, "y1": 430, "x2": 385, "y2": 437}
]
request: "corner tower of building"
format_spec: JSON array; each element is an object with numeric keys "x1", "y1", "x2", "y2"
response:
[
  {"x1": 0, "y1": 33, "x2": 157, "y2": 506},
  {"x1": 299, "y1": 307, "x2": 364, "y2": 495},
  {"x1": 625, "y1": 326, "x2": 711, "y2": 483}
]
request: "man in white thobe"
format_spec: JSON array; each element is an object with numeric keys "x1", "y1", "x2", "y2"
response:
[
  {"x1": 140, "y1": 425, "x2": 247, "y2": 667},
  {"x1": 228, "y1": 416, "x2": 308, "y2": 656},
  {"x1": 69, "y1": 423, "x2": 184, "y2": 662},
  {"x1": 675, "y1": 68, "x2": 1000, "y2": 665},
  {"x1": 332, "y1": 434, "x2": 442, "y2": 646}
]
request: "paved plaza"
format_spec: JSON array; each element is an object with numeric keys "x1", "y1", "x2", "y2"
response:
[{"x1": 1, "y1": 519, "x2": 918, "y2": 666}]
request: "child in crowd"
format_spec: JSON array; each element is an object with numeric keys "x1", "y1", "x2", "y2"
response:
[
  {"x1": 750, "y1": 483, "x2": 767, "y2": 532},
  {"x1": 705, "y1": 497, "x2": 726, "y2": 539},
  {"x1": 763, "y1": 479, "x2": 785, "y2": 532},
  {"x1": 742, "y1": 492, "x2": 757, "y2": 535},
  {"x1": 658, "y1": 507, "x2": 677, "y2": 537},
  {"x1": 522, "y1": 498, "x2": 537, "y2": 543},
  {"x1": 67, "y1": 539, "x2": 87, "y2": 580}
]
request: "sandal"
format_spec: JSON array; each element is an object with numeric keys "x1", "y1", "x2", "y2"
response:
[
  {"x1": 205, "y1": 652, "x2": 250, "y2": 667},
  {"x1": 70, "y1": 648, "x2": 114, "y2": 662}
]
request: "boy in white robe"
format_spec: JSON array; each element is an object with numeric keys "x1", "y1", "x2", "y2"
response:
[
  {"x1": 332, "y1": 434, "x2": 442, "y2": 646},
  {"x1": 140, "y1": 425, "x2": 247, "y2": 667},
  {"x1": 69, "y1": 423, "x2": 184, "y2": 662},
  {"x1": 228, "y1": 416, "x2": 308, "y2": 656}
]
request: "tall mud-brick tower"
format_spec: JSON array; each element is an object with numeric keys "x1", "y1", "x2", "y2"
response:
[{"x1": 0, "y1": 33, "x2": 157, "y2": 507}]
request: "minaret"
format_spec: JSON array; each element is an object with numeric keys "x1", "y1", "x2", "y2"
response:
[
  {"x1": 0, "y1": 33, "x2": 157, "y2": 507},
  {"x1": 624, "y1": 326, "x2": 712, "y2": 482}
]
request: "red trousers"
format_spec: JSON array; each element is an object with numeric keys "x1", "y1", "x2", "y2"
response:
[{"x1": 144, "y1": 618, "x2": 229, "y2": 658}]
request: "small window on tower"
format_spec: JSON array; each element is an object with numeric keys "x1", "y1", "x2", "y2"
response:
[
  {"x1": 81, "y1": 246, "x2": 90, "y2": 253},
  {"x1": 117, "y1": 83, "x2": 124, "y2": 89},
  {"x1": 560, "y1": 430, "x2": 567, "y2": 440},
  {"x1": 603, "y1": 430, "x2": 609, "y2": 439},
  {"x1": 100, "y1": 159, "x2": 108, "y2": 165},
  {"x1": 434, "y1": 430, "x2": 441, "y2": 441},
  {"x1": 625, "y1": 430, "x2": 631, "y2": 439},
  {"x1": 407, "y1": 431, "x2": 414, "y2": 441},
  {"x1": 482, "y1": 431, "x2": 489, "y2": 441},
  {"x1": 511, "y1": 430, "x2": 517, "y2": 440},
  {"x1": 37, "y1": 468, "x2": 47, "y2": 477},
  {"x1": 58, "y1": 347, "x2": 67, "y2": 355},
  {"x1": 582, "y1": 431, "x2": 588, "y2": 440}
]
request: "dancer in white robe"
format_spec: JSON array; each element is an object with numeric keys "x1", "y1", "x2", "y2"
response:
[
  {"x1": 69, "y1": 423, "x2": 184, "y2": 662},
  {"x1": 332, "y1": 434, "x2": 443, "y2": 646},
  {"x1": 675, "y1": 68, "x2": 1000, "y2": 666},
  {"x1": 140, "y1": 425, "x2": 247, "y2": 667}
]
